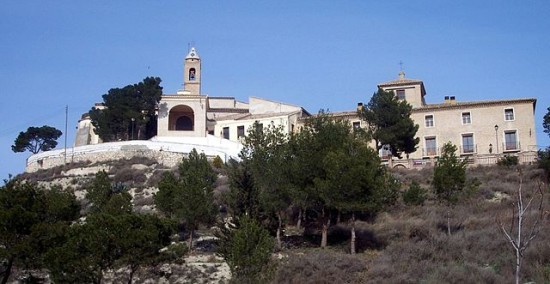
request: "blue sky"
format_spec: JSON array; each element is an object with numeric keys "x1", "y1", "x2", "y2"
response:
[{"x1": 1, "y1": 1, "x2": 549, "y2": 178}]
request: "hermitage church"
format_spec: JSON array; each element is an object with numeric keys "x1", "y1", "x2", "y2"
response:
[{"x1": 74, "y1": 47, "x2": 538, "y2": 168}]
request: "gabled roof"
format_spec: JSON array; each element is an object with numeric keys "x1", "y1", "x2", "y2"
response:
[
  {"x1": 208, "y1": 108, "x2": 249, "y2": 113},
  {"x1": 413, "y1": 98, "x2": 536, "y2": 112},
  {"x1": 378, "y1": 71, "x2": 426, "y2": 95},
  {"x1": 214, "y1": 110, "x2": 304, "y2": 121}
]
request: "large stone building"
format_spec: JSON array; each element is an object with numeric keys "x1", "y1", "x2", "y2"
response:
[
  {"x1": 73, "y1": 47, "x2": 538, "y2": 168},
  {"x1": 335, "y1": 71, "x2": 537, "y2": 167}
]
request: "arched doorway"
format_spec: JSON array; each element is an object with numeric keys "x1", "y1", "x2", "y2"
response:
[
  {"x1": 168, "y1": 105, "x2": 195, "y2": 131},
  {"x1": 176, "y1": 116, "x2": 193, "y2": 130}
]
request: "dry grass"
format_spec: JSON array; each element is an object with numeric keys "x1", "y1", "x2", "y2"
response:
[
  {"x1": 272, "y1": 251, "x2": 367, "y2": 284},
  {"x1": 15, "y1": 156, "x2": 550, "y2": 283},
  {"x1": 18, "y1": 160, "x2": 92, "y2": 182},
  {"x1": 271, "y1": 165, "x2": 549, "y2": 283}
]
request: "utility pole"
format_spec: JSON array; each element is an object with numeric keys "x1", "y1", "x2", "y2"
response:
[{"x1": 64, "y1": 105, "x2": 68, "y2": 165}]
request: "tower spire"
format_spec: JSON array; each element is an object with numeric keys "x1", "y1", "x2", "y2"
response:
[{"x1": 398, "y1": 61, "x2": 405, "y2": 79}]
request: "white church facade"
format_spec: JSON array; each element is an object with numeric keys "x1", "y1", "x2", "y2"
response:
[{"x1": 155, "y1": 47, "x2": 309, "y2": 143}]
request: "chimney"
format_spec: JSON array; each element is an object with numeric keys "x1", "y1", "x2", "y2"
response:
[
  {"x1": 450, "y1": 96, "x2": 456, "y2": 105},
  {"x1": 357, "y1": 102, "x2": 364, "y2": 111},
  {"x1": 444, "y1": 96, "x2": 450, "y2": 104}
]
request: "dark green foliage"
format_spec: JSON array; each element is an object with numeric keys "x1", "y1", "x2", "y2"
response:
[
  {"x1": 154, "y1": 172, "x2": 180, "y2": 218},
  {"x1": 433, "y1": 142, "x2": 468, "y2": 206},
  {"x1": 47, "y1": 213, "x2": 175, "y2": 283},
  {"x1": 291, "y1": 111, "x2": 357, "y2": 214},
  {"x1": 224, "y1": 158, "x2": 260, "y2": 218},
  {"x1": 113, "y1": 214, "x2": 176, "y2": 281},
  {"x1": 177, "y1": 149, "x2": 217, "y2": 239},
  {"x1": 497, "y1": 155, "x2": 519, "y2": 167},
  {"x1": 159, "y1": 242, "x2": 189, "y2": 264},
  {"x1": 89, "y1": 77, "x2": 163, "y2": 141},
  {"x1": 155, "y1": 149, "x2": 217, "y2": 249},
  {"x1": 317, "y1": 140, "x2": 397, "y2": 213},
  {"x1": 537, "y1": 147, "x2": 550, "y2": 183},
  {"x1": 216, "y1": 216, "x2": 274, "y2": 282},
  {"x1": 11, "y1": 125, "x2": 62, "y2": 154},
  {"x1": 359, "y1": 88, "x2": 419, "y2": 158},
  {"x1": 241, "y1": 122, "x2": 292, "y2": 248},
  {"x1": 543, "y1": 106, "x2": 550, "y2": 137},
  {"x1": 86, "y1": 171, "x2": 132, "y2": 215},
  {"x1": 0, "y1": 179, "x2": 79, "y2": 283},
  {"x1": 293, "y1": 112, "x2": 397, "y2": 249},
  {"x1": 433, "y1": 142, "x2": 468, "y2": 235},
  {"x1": 403, "y1": 181, "x2": 427, "y2": 206}
]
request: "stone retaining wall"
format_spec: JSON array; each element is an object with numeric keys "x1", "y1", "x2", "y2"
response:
[{"x1": 26, "y1": 138, "x2": 242, "y2": 172}]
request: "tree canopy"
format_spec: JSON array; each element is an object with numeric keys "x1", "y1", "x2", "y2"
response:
[
  {"x1": 359, "y1": 88, "x2": 419, "y2": 158},
  {"x1": 543, "y1": 106, "x2": 550, "y2": 137},
  {"x1": 89, "y1": 77, "x2": 163, "y2": 142},
  {"x1": 0, "y1": 179, "x2": 79, "y2": 283},
  {"x1": 155, "y1": 148, "x2": 217, "y2": 249},
  {"x1": 433, "y1": 142, "x2": 469, "y2": 235},
  {"x1": 433, "y1": 142, "x2": 468, "y2": 206},
  {"x1": 216, "y1": 215, "x2": 274, "y2": 282},
  {"x1": 11, "y1": 125, "x2": 62, "y2": 154},
  {"x1": 223, "y1": 111, "x2": 397, "y2": 251},
  {"x1": 85, "y1": 171, "x2": 132, "y2": 215}
]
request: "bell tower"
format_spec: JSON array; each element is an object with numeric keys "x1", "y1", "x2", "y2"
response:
[{"x1": 183, "y1": 47, "x2": 201, "y2": 96}]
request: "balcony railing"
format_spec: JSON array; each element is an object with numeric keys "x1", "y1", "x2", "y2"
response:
[
  {"x1": 460, "y1": 144, "x2": 477, "y2": 155},
  {"x1": 504, "y1": 141, "x2": 521, "y2": 152},
  {"x1": 423, "y1": 147, "x2": 439, "y2": 157}
]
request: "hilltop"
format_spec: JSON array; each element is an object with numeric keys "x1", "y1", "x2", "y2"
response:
[{"x1": 11, "y1": 154, "x2": 550, "y2": 283}]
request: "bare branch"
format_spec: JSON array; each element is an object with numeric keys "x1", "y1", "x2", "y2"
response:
[{"x1": 497, "y1": 170, "x2": 545, "y2": 284}]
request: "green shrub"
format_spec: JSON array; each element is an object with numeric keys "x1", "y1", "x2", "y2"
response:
[
  {"x1": 537, "y1": 147, "x2": 550, "y2": 182},
  {"x1": 160, "y1": 242, "x2": 189, "y2": 264},
  {"x1": 212, "y1": 156, "x2": 224, "y2": 169},
  {"x1": 497, "y1": 155, "x2": 519, "y2": 167},
  {"x1": 403, "y1": 181, "x2": 427, "y2": 206},
  {"x1": 216, "y1": 216, "x2": 274, "y2": 281}
]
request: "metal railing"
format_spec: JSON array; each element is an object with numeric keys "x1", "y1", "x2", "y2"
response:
[{"x1": 422, "y1": 147, "x2": 439, "y2": 157}]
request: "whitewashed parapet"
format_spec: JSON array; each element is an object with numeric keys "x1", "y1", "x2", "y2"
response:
[{"x1": 26, "y1": 135, "x2": 243, "y2": 173}]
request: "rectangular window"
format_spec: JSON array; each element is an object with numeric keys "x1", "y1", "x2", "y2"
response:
[
  {"x1": 505, "y1": 108, "x2": 515, "y2": 121},
  {"x1": 223, "y1": 127, "x2": 230, "y2": 139},
  {"x1": 237, "y1": 125, "x2": 245, "y2": 138},
  {"x1": 425, "y1": 137, "x2": 437, "y2": 156},
  {"x1": 504, "y1": 131, "x2": 518, "y2": 151},
  {"x1": 462, "y1": 112, "x2": 471, "y2": 124},
  {"x1": 396, "y1": 89, "x2": 405, "y2": 100},
  {"x1": 462, "y1": 134, "x2": 474, "y2": 153},
  {"x1": 425, "y1": 115, "x2": 434, "y2": 127},
  {"x1": 353, "y1": 121, "x2": 361, "y2": 129}
]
